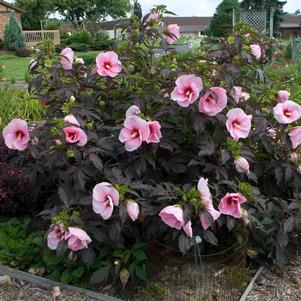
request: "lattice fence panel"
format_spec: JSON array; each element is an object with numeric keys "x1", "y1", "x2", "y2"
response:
[
  {"x1": 292, "y1": 37, "x2": 301, "y2": 62},
  {"x1": 240, "y1": 9, "x2": 267, "y2": 33}
]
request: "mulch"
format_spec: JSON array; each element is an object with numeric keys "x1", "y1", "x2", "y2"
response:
[
  {"x1": 0, "y1": 278, "x2": 97, "y2": 301},
  {"x1": 246, "y1": 250, "x2": 301, "y2": 301}
]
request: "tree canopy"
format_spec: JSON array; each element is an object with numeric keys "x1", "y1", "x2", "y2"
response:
[{"x1": 209, "y1": 0, "x2": 240, "y2": 37}]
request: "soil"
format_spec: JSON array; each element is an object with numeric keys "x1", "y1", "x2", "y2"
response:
[{"x1": 0, "y1": 278, "x2": 98, "y2": 301}]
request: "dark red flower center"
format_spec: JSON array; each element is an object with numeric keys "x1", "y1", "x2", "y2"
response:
[
  {"x1": 131, "y1": 129, "x2": 139, "y2": 138},
  {"x1": 105, "y1": 63, "x2": 111, "y2": 70},
  {"x1": 184, "y1": 87, "x2": 193, "y2": 97},
  {"x1": 283, "y1": 109, "x2": 292, "y2": 117},
  {"x1": 16, "y1": 130, "x2": 24, "y2": 139}
]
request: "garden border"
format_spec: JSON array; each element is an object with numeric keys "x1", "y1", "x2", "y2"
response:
[
  {"x1": 238, "y1": 266, "x2": 264, "y2": 301},
  {"x1": 0, "y1": 264, "x2": 123, "y2": 301}
]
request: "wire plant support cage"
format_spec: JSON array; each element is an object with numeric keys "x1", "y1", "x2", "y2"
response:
[{"x1": 133, "y1": 235, "x2": 248, "y2": 301}]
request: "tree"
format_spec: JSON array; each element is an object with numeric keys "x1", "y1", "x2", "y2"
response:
[
  {"x1": 54, "y1": 0, "x2": 131, "y2": 26},
  {"x1": 3, "y1": 11, "x2": 25, "y2": 51},
  {"x1": 209, "y1": 0, "x2": 240, "y2": 37},
  {"x1": 133, "y1": 0, "x2": 142, "y2": 19},
  {"x1": 240, "y1": 0, "x2": 286, "y2": 35},
  {"x1": 15, "y1": 0, "x2": 55, "y2": 30}
]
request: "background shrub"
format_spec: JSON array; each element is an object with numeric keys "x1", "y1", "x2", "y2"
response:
[
  {"x1": 68, "y1": 42, "x2": 90, "y2": 52},
  {"x1": 78, "y1": 52, "x2": 97, "y2": 65},
  {"x1": 3, "y1": 11, "x2": 25, "y2": 51},
  {"x1": 0, "y1": 88, "x2": 45, "y2": 128},
  {"x1": 92, "y1": 30, "x2": 113, "y2": 50},
  {"x1": 66, "y1": 30, "x2": 92, "y2": 45},
  {"x1": 15, "y1": 47, "x2": 32, "y2": 57}
]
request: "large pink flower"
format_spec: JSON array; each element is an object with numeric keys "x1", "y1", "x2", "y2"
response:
[
  {"x1": 226, "y1": 108, "x2": 252, "y2": 141},
  {"x1": 273, "y1": 101, "x2": 301, "y2": 124},
  {"x1": 65, "y1": 227, "x2": 92, "y2": 251},
  {"x1": 164, "y1": 24, "x2": 180, "y2": 44},
  {"x1": 218, "y1": 193, "x2": 247, "y2": 218},
  {"x1": 277, "y1": 90, "x2": 290, "y2": 103},
  {"x1": 93, "y1": 182, "x2": 119, "y2": 220},
  {"x1": 119, "y1": 116, "x2": 150, "y2": 152},
  {"x1": 47, "y1": 224, "x2": 64, "y2": 250},
  {"x1": 250, "y1": 44, "x2": 261, "y2": 60},
  {"x1": 63, "y1": 126, "x2": 87, "y2": 146},
  {"x1": 146, "y1": 121, "x2": 162, "y2": 143},
  {"x1": 198, "y1": 178, "x2": 221, "y2": 230},
  {"x1": 96, "y1": 51, "x2": 121, "y2": 78},
  {"x1": 60, "y1": 47, "x2": 74, "y2": 70},
  {"x1": 126, "y1": 200, "x2": 140, "y2": 221},
  {"x1": 289, "y1": 126, "x2": 301, "y2": 149},
  {"x1": 159, "y1": 205, "x2": 184, "y2": 230},
  {"x1": 171, "y1": 75, "x2": 203, "y2": 108},
  {"x1": 199, "y1": 87, "x2": 227, "y2": 116},
  {"x1": 126, "y1": 105, "x2": 141, "y2": 118},
  {"x1": 230, "y1": 86, "x2": 250, "y2": 103},
  {"x1": 3, "y1": 118, "x2": 30, "y2": 151}
]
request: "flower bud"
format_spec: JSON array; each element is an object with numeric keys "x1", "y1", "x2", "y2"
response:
[
  {"x1": 126, "y1": 200, "x2": 140, "y2": 221},
  {"x1": 241, "y1": 208, "x2": 250, "y2": 226},
  {"x1": 234, "y1": 156, "x2": 250, "y2": 175},
  {"x1": 119, "y1": 268, "x2": 130, "y2": 287}
]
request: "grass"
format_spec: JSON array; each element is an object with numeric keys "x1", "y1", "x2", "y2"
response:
[
  {"x1": 0, "y1": 87, "x2": 45, "y2": 128},
  {"x1": 0, "y1": 55, "x2": 32, "y2": 82},
  {"x1": 0, "y1": 51, "x2": 100, "y2": 82}
]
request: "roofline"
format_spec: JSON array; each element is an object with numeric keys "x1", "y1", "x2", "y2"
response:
[{"x1": 0, "y1": 0, "x2": 25, "y2": 13}]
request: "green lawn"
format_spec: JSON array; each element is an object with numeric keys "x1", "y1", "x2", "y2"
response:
[
  {"x1": 0, "y1": 55, "x2": 31, "y2": 81},
  {"x1": 0, "y1": 51, "x2": 100, "y2": 82}
]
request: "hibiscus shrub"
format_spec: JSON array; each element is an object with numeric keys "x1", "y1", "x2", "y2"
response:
[{"x1": 2, "y1": 6, "x2": 301, "y2": 287}]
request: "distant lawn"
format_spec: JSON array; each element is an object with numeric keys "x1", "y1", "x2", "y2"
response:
[
  {"x1": 0, "y1": 51, "x2": 101, "y2": 82},
  {"x1": 0, "y1": 55, "x2": 31, "y2": 81}
]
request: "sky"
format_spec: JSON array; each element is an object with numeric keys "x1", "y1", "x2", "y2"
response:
[{"x1": 138, "y1": 0, "x2": 301, "y2": 16}]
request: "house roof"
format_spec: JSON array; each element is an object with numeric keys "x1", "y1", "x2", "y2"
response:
[
  {"x1": 0, "y1": 0, "x2": 25, "y2": 13},
  {"x1": 164, "y1": 17, "x2": 212, "y2": 26},
  {"x1": 281, "y1": 15, "x2": 301, "y2": 28}
]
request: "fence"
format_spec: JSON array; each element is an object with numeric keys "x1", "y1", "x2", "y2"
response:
[
  {"x1": 292, "y1": 36, "x2": 301, "y2": 62},
  {"x1": 22, "y1": 30, "x2": 60, "y2": 47}
]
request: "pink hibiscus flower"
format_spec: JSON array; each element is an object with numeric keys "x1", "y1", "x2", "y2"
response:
[
  {"x1": 218, "y1": 193, "x2": 247, "y2": 218},
  {"x1": 277, "y1": 90, "x2": 290, "y2": 103},
  {"x1": 230, "y1": 86, "x2": 250, "y2": 103},
  {"x1": 92, "y1": 182, "x2": 119, "y2": 220},
  {"x1": 159, "y1": 205, "x2": 185, "y2": 230},
  {"x1": 64, "y1": 114, "x2": 80, "y2": 126},
  {"x1": 226, "y1": 108, "x2": 252, "y2": 141},
  {"x1": 289, "y1": 126, "x2": 301, "y2": 149},
  {"x1": 250, "y1": 44, "x2": 261, "y2": 60},
  {"x1": 143, "y1": 11, "x2": 162, "y2": 28},
  {"x1": 60, "y1": 47, "x2": 74, "y2": 70},
  {"x1": 96, "y1": 51, "x2": 122, "y2": 78},
  {"x1": 171, "y1": 75, "x2": 203, "y2": 108},
  {"x1": 199, "y1": 87, "x2": 228, "y2": 116},
  {"x1": 198, "y1": 178, "x2": 221, "y2": 230},
  {"x1": 164, "y1": 24, "x2": 180, "y2": 44},
  {"x1": 273, "y1": 101, "x2": 301, "y2": 124},
  {"x1": 63, "y1": 126, "x2": 87, "y2": 146},
  {"x1": 119, "y1": 116, "x2": 150, "y2": 152},
  {"x1": 182, "y1": 220, "x2": 193, "y2": 238},
  {"x1": 47, "y1": 224, "x2": 64, "y2": 250},
  {"x1": 2, "y1": 118, "x2": 30, "y2": 151},
  {"x1": 65, "y1": 227, "x2": 92, "y2": 251},
  {"x1": 146, "y1": 120, "x2": 162, "y2": 143},
  {"x1": 126, "y1": 105, "x2": 141, "y2": 118}
]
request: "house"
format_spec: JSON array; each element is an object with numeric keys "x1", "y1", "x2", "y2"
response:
[
  {"x1": 0, "y1": 0, "x2": 24, "y2": 39},
  {"x1": 279, "y1": 15, "x2": 301, "y2": 38},
  {"x1": 164, "y1": 17, "x2": 212, "y2": 38}
]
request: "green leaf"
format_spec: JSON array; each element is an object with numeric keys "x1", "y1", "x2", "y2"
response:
[
  {"x1": 131, "y1": 243, "x2": 146, "y2": 250},
  {"x1": 60, "y1": 270, "x2": 72, "y2": 284},
  {"x1": 134, "y1": 265, "x2": 148, "y2": 281},
  {"x1": 132, "y1": 249, "x2": 147, "y2": 261},
  {"x1": 89, "y1": 265, "x2": 111, "y2": 285},
  {"x1": 72, "y1": 266, "x2": 85, "y2": 279}
]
